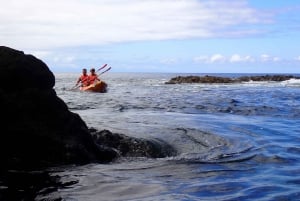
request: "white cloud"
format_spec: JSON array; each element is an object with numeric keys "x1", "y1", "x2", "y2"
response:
[
  {"x1": 160, "y1": 58, "x2": 178, "y2": 65},
  {"x1": 29, "y1": 50, "x2": 52, "y2": 59},
  {"x1": 193, "y1": 56, "x2": 209, "y2": 63},
  {"x1": 52, "y1": 55, "x2": 75, "y2": 64},
  {"x1": 0, "y1": 0, "x2": 271, "y2": 49},
  {"x1": 272, "y1": 57, "x2": 281, "y2": 62},
  {"x1": 260, "y1": 54, "x2": 271, "y2": 62},
  {"x1": 230, "y1": 54, "x2": 254, "y2": 63},
  {"x1": 210, "y1": 54, "x2": 226, "y2": 63},
  {"x1": 193, "y1": 54, "x2": 227, "y2": 63},
  {"x1": 260, "y1": 54, "x2": 282, "y2": 62},
  {"x1": 194, "y1": 53, "x2": 288, "y2": 64},
  {"x1": 295, "y1": 56, "x2": 300, "y2": 61},
  {"x1": 230, "y1": 54, "x2": 242, "y2": 62}
]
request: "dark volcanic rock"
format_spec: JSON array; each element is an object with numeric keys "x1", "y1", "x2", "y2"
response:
[
  {"x1": 165, "y1": 74, "x2": 300, "y2": 84},
  {"x1": 91, "y1": 129, "x2": 177, "y2": 158},
  {"x1": 0, "y1": 46, "x2": 179, "y2": 200},
  {"x1": 237, "y1": 75, "x2": 296, "y2": 82},
  {"x1": 165, "y1": 75, "x2": 233, "y2": 84},
  {"x1": 0, "y1": 46, "x2": 177, "y2": 171},
  {"x1": 0, "y1": 46, "x2": 118, "y2": 170},
  {"x1": 0, "y1": 47, "x2": 55, "y2": 91},
  {"x1": 0, "y1": 170, "x2": 67, "y2": 201}
]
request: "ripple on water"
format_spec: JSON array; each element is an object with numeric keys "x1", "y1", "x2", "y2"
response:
[{"x1": 49, "y1": 73, "x2": 300, "y2": 201}]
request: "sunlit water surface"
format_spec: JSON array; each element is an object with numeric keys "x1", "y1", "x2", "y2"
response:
[{"x1": 41, "y1": 73, "x2": 300, "y2": 201}]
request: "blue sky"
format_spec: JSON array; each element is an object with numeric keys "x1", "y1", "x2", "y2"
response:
[{"x1": 1, "y1": 0, "x2": 300, "y2": 73}]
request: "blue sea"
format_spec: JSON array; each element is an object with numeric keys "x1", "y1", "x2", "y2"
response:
[{"x1": 44, "y1": 72, "x2": 300, "y2": 201}]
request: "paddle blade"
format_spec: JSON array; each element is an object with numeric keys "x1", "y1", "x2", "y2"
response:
[
  {"x1": 97, "y1": 64, "x2": 108, "y2": 72},
  {"x1": 99, "y1": 67, "x2": 111, "y2": 75}
]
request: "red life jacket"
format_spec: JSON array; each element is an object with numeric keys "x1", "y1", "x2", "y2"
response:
[
  {"x1": 80, "y1": 74, "x2": 89, "y2": 86},
  {"x1": 88, "y1": 74, "x2": 99, "y2": 84}
]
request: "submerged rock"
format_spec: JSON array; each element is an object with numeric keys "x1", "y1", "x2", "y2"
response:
[
  {"x1": 165, "y1": 74, "x2": 300, "y2": 84},
  {"x1": 91, "y1": 129, "x2": 177, "y2": 158}
]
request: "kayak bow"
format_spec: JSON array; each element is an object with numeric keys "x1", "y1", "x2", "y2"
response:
[{"x1": 80, "y1": 81, "x2": 107, "y2": 93}]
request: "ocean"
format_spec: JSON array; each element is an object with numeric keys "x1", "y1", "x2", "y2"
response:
[{"x1": 45, "y1": 72, "x2": 300, "y2": 200}]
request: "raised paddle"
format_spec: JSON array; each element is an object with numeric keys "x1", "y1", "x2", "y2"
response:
[
  {"x1": 96, "y1": 63, "x2": 108, "y2": 72},
  {"x1": 99, "y1": 66, "x2": 111, "y2": 75}
]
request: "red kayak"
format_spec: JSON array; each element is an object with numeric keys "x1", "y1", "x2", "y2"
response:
[{"x1": 80, "y1": 81, "x2": 107, "y2": 93}]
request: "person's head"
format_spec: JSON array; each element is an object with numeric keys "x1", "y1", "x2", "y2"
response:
[
  {"x1": 90, "y1": 68, "x2": 95, "y2": 74},
  {"x1": 82, "y1": 68, "x2": 87, "y2": 75}
]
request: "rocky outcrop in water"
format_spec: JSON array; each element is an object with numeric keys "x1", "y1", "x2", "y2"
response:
[
  {"x1": 91, "y1": 129, "x2": 176, "y2": 158},
  {"x1": 165, "y1": 75, "x2": 299, "y2": 84},
  {"x1": 0, "y1": 46, "x2": 175, "y2": 171},
  {"x1": 0, "y1": 46, "x2": 119, "y2": 170}
]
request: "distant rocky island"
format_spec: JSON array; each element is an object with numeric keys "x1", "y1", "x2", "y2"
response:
[{"x1": 165, "y1": 74, "x2": 300, "y2": 84}]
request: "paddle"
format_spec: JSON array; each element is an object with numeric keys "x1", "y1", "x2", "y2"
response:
[
  {"x1": 70, "y1": 83, "x2": 82, "y2": 90},
  {"x1": 96, "y1": 63, "x2": 108, "y2": 72},
  {"x1": 99, "y1": 66, "x2": 111, "y2": 75}
]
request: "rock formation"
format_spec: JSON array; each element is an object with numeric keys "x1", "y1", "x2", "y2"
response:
[
  {"x1": 0, "y1": 46, "x2": 119, "y2": 170},
  {"x1": 165, "y1": 75, "x2": 299, "y2": 84},
  {"x1": 0, "y1": 46, "x2": 175, "y2": 171},
  {"x1": 91, "y1": 129, "x2": 176, "y2": 158}
]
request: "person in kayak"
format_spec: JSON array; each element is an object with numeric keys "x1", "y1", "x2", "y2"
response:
[
  {"x1": 88, "y1": 68, "x2": 101, "y2": 85},
  {"x1": 76, "y1": 68, "x2": 89, "y2": 87}
]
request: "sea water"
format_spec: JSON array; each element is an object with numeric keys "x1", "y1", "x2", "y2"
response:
[{"x1": 43, "y1": 73, "x2": 300, "y2": 200}]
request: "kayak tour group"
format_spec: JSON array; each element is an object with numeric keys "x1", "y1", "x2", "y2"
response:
[{"x1": 73, "y1": 64, "x2": 111, "y2": 93}]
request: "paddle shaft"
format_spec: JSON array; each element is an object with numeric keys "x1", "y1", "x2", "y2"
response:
[
  {"x1": 96, "y1": 63, "x2": 108, "y2": 72},
  {"x1": 99, "y1": 67, "x2": 111, "y2": 75}
]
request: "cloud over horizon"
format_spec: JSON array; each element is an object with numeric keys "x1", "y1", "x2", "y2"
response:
[
  {"x1": 193, "y1": 54, "x2": 287, "y2": 64},
  {"x1": 1, "y1": 0, "x2": 299, "y2": 73},
  {"x1": 1, "y1": 0, "x2": 272, "y2": 50}
]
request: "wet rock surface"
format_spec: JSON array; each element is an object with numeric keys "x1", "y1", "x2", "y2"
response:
[
  {"x1": 0, "y1": 46, "x2": 178, "y2": 200},
  {"x1": 0, "y1": 46, "x2": 175, "y2": 171},
  {"x1": 165, "y1": 75, "x2": 300, "y2": 84},
  {"x1": 0, "y1": 46, "x2": 118, "y2": 170},
  {"x1": 91, "y1": 129, "x2": 177, "y2": 158}
]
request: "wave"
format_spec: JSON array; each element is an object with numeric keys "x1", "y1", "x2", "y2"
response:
[{"x1": 280, "y1": 78, "x2": 300, "y2": 87}]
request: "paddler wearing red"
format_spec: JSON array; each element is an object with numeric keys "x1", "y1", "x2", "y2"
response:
[
  {"x1": 76, "y1": 68, "x2": 89, "y2": 87},
  {"x1": 88, "y1": 68, "x2": 100, "y2": 85}
]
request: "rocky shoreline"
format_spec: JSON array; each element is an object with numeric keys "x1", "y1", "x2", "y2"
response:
[
  {"x1": 0, "y1": 46, "x2": 176, "y2": 171},
  {"x1": 0, "y1": 46, "x2": 178, "y2": 200},
  {"x1": 165, "y1": 74, "x2": 299, "y2": 84}
]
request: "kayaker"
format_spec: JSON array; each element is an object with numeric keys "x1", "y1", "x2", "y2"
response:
[
  {"x1": 88, "y1": 68, "x2": 100, "y2": 85},
  {"x1": 76, "y1": 68, "x2": 89, "y2": 87}
]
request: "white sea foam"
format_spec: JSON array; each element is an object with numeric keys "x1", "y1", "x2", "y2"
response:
[{"x1": 281, "y1": 78, "x2": 300, "y2": 87}]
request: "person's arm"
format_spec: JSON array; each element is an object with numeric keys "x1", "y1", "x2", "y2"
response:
[
  {"x1": 96, "y1": 74, "x2": 101, "y2": 81},
  {"x1": 76, "y1": 77, "x2": 81, "y2": 85}
]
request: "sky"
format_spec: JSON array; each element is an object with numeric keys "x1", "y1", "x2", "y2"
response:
[{"x1": 1, "y1": 0, "x2": 300, "y2": 73}]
